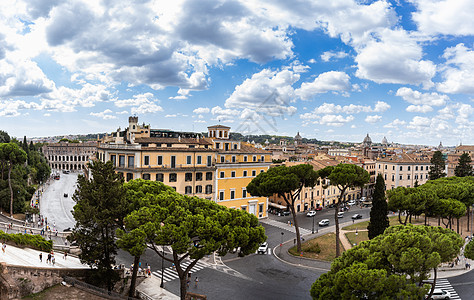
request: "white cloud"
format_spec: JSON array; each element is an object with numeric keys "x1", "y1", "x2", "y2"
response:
[
  {"x1": 437, "y1": 44, "x2": 474, "y2": 94},
  {"x1": 365, "y1": 115, "x2": 382, "y2": 123},
  {"x1": 193, "y1": 107, "x2": 210, "y2": 114},
  {"x1": 406, "y1": 105, "x2": 433, "y2": 113},
  {"x1": 384, "y1": 119, "x2": 406, "y2": 128},
  {"x1": 114, "y1": 93, "x2": 163, "y2": 115},
  {"x1": 410, "y1": 0, "x2": 474, "y2": 36},
  {"x1": 355, "y1": 29, "x2": 436, "y2": 87},
  {"x1": 396, "y1": 87, "x2": 448, "y2": 106},
  {"x1": 90, "y1": 109, "x2": 117, "y2": 120},
  {"x1": 0, "y1": 99, "x2": 40, "y2": 117},
  {"x1": 318, "y1": 114, "x2": 354, "y2": 127},
  {"x1": 300, "y1": 101, "x2": 390, "y2": 119},
  {"x1": 295, "y1": 71, "x2": 351, "y2": 100},
  {"x1": 320, "y1": 50, "x2": 348, "y2": 62}
]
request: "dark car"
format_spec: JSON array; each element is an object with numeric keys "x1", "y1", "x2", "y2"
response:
[
  {"x1": 327, "y1": 203, "x2": 336, "y2": 209},
  {"x1": 64, "y1": 193, "x2": 68, "y2": 197},
  {"x1": 351, "y1": 214, "x2": 363, "y2": 220},
  {"x1": 63, "y1": 227, "x2": 72, "y2": 232}
]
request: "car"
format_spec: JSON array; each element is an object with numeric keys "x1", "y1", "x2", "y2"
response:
[
  {"x1": 340, "y1": 206, "x2": 349, "y2": 211},
  {"x1": 347, "y1": 200, "x2": 356, "y2": 206},
  {"x1": 351, "y1": 214, "x2": 363, "y2": 220},
  {"x1": 306, "y1": 211, "x2": 317, "y2": 217},
  {"x1": 258, "y1": 242, "x2": 268, "y2": 254},
  {"x1": 315, "y1": 207, "x2": 323, "y2": 211},
  {"x1": 337, "y1": 212, "x2": 344, "y2": 218},
  {"x1": 319, "y1": 219, "x2": 330, "y2": 226},
  {"x1": 327, "y1": 203, "x2": 336, "y2": 209},
  {"x1": 64, "y1": 193, "x2": 68, "y2": 197},
  {"x1": 426, "y1": 288, "x2": 452, "y2": 299},
  {"x1": 361, "y1": 196, "x2": 367, "y2": 202},
  {"x1": 281, "y1": 210, "x2": 291, "y2": 216}
]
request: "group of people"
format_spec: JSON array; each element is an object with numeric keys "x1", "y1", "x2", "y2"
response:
[
  {"x1": 186, "y1": 273, "x2": 199, "y2": 289},
  {"x1": 39, "y1": 251, "x2": 56, "y2": 266}
]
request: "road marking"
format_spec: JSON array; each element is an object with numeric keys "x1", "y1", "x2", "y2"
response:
[
  {"x1": 259, "y1": 218, "x2": 311, "y2": 235},
  {"x1": 425, "y1": 278, "x2": 461, "y2": 299},
  {"x1": 152, "y1": 260, "x2": 209, "y2": 283}
]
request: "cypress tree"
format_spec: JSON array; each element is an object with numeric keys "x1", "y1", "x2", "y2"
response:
[
  {"x1": 367, "y1": 174, "x2": 389, "y2": 239},
  {"x1": 454, "y1": 153, "x2": 473, "y2": 177},
  {"x1": 429, "y1": 150, "x2": 446, "y2": 180}
]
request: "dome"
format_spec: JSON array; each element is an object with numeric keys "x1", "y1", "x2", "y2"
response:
[
  {"x1": 295, "y1": 132, "x2": 302, "y2": 139},
  {"x1": 382, "y1": 136, "x2": 388, "y2": 145},
  {"x1": 363, "y1": 133, "x2": 372, "y2": 145}
]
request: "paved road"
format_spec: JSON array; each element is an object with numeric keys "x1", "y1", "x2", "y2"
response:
[
  {"x1": 446, "y1": 268, "x2": 474, "y2": 299},
  {"x1": 40, "y1": 173, "x2": 78, "y2": 231}
]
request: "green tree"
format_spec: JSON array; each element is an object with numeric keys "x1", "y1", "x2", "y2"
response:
[
  {"x1": 247, "y1": 164, "x2": 318, "y2": 253},
  {"x1": 367, "y1": 174, "x2": 389, "y2": 239},
  {"x1": 69, "y1": 160, "x2": 128, "y2": 292},
  {"x1": 454, "y1": 153, "x2": 473, "y2": 177},
  {"x1": 0, "y1": 131, "x2": 10, "y2": 143},
  {"x1": 119, "y1": 180, "x2": 265, "y2": 300},
  {"x1": 387, "y1": 187, "x2": 431, "y2": 225},
  {"x1": 310, "y1": 225, "x2": 463, "y2": 299},
  {"x1": 464, "y1": 240, "x2": 474, "y2": 260},
  {"x1": 429, "y1": 151, "x2": 446, "y2": 180},
  {"x1": 317, "y1": 164, "x2": 370, "y2": 257},
  {"x1": 0, "y1": 143, "x2": 27, "y2": 216}
]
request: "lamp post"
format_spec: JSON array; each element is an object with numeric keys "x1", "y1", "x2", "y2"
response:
[
  {"x1": 160, "y1": 246, "x2": 165, "y2": 288},
  {"x1": 312, "y1": 215, "x2": 315, "y2": 234}
]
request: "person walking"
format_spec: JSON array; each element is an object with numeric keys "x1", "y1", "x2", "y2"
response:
[
  {"x1": 39, "y1": 253, "x2": 42, "y2": 262},
  {"x1": 64, "y1": 252, "x2": 68, "y2": 260},
  {"x1": 194, "y1": 277, "x2": 199, "y2": 288},
  {"x1": 52, "y1": 256, "x2": 55, "y2": 266},
  {"x1": 2, "y1": 243, "x2": 6, "y2": 254}
]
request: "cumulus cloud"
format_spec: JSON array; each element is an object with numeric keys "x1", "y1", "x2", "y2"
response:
[
  {"x1": 396, "y1": 87, "x2": 448, "y2": 106},
  {"x1": 295, "y1": 71, "x2": 351, "y2": 100},
  {"x1": 365, "y1": 115, "x2": 382, "y2": 123},
  {"x1": 383, "y1": 119, "x2": 406, "y2": 128},
  {"x1": 406, "y1": 105, "x2": 433, "y2": 113},
  {"x1": 300, "y1": 101, "x2": 390, "y2": 118},
  {"x1": 410, "y1": 0, "x2": 474, "y2": 36},
  {"x1": 437, "y1": 44, "x2": 474, "y2": 94},
  {"x1": 90, "y1": 109, "x2": 117, "y2": 120},
  {"x1": 0, "y1": 99, "x2": 40, "y2": 117},
  {"x1": 320, "y1": 50, "x2": 349, "y2": 62},
  {"x1": 114, "y1": 92, "x2": 163, "y2": 115},
  {"x1": 193, "y1": 107, "x2": 210, "y2": 114},
  {"x1": 318, "y1": 114, "x2": 354, "y2": 127}
]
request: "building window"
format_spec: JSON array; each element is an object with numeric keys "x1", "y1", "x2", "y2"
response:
[
  {"x1": 126, "y1": 173, "x2": 133, "y2": 182},
  {"x1": 260, "y1": 169, "x2": 264, "y2": 173},
  {"x1": 220, "y1": 171, "x2": 225, "y2": 178},
  {"x1": 231, "y1": 171, "x2": 236, "y2": 177},
  {"x1": 205, "y1": 185, "x2": 212, "y2": 194},
  {"x1": 407, "y1": 175, "x2": 411, "y2": 180},
  {"x1": 400, "y1": 175, "x2": 403, "y2": 180},
  {"x1": 259, "y1": 203, "x2": 263, "y2": 213},
  {"x1": 415, "y1": 166, "x2": 418, "y2": 171},
  {"x1": 252, "y1": 170, "x2": 256, "y2": 176},
  {"x1": 185, "y1": 173, "x2": 192, "y2": 181},
  {"x1": 232, "y1": 156, "x2": 236, "y2": 162},
  {"x1": 171, "y1": 156, "x2": 176, "y2": 168},
  {"x1": 253, "y1": 156, "x2": 257, "y2": 162},
  {"x1": 197, "y1": 156, "x2": 202, "y2": 165},
  {"x1": 384, "y1": 165, "x2": 387, "y2": 169},
  {"x1": 241, "y1": 206, "x2": 246, "y2": 211},
  {"x1": 156, "y1": 173, "x2": 164, "y2": 182},
  {"x1": 242, "y1": 188, "x2": 247, "y2": 198},
  {"x1": 261, "y1": 155, "x2": 264, "y2": 161},
  {"x1": 384, "y1": 174, "x2": 387, "y2": 180},
  {"x1": 111, "y1": 155, "x2": 116, "y2": 166},
  {"x1": 144, "y1": 156, "x2": 150, "y2": 166},
  {"x1": 392, "y1": 175, "x2": 395, "y2": 181},
  {"x1": 196, "y1": 172, "x2": 203, "y2": 181},
  {"x1": 206, "y1": 172, "x2": 212, "y2": 180},
  {"x1": 243, "y1": 170, "x2": 248, "y2": 177},
  {"x1": 426, "y1": 174, "x2": 429, "y2": 179},
  {"x1": 187, "y1": 156, "x2": 192, "y2": 164},
  {"x1": 142, "y1": 173, "x2": 151, "y2": 180},
  {"x1": 119, "y1": 155, "x2": 125, "y2": 167},
  {"x1": 185, "y1": 186, "x2": 192, "y2": 194},
  {"x1": 421, "y1": 166, "x2": 424, "y2": 171},
  {"x1": 207, "y1": 155, "x2": 212, "y2": 166},
  {"x1": 128, "y1": 156, "x2": 134, "y2": 168},
  {"x1": 215, "y1": 143, "x2": 220, "y2": 149},
  {"x1": 220, "y1": 156, "x2": 225, "y2": 163},
  {"x1": 400, "y1": 166, "x2": 403, "y2": 171},
  {"x1": 169, "y1": 173, "x2": 177, "y2": 182},
  {"x1": 408, "y1": 166, "x2": 411, "y2": 171},
  {"x1": 392, "y1": 166, "x2": 395, "y2": 170},
  {"x1": 195, "y1": 185, "x2": 202, "y2": 193},
  {"x1": 244, "y1": 156, "x2": 248, "y2": 162},
  {"x1": 219, "y1": 191, "x2": 224, "y2": 201},
  {"x1": 230, "y1": 190, "x2": 235, "y2": 199},
  {"x1": 157, "y1": 156, "x2": 163, "y2": 165}
]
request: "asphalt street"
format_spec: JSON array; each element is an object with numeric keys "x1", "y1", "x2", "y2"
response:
[
  {"x1": 40, "y1": 172, "x2": 78, "y2": 231},
  {"x1": 445, "y1": 266, "x2": 474, "y2": 299}
]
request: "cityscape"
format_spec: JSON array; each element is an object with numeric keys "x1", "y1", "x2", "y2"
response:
[{"x1": 0, "y1": 1, "x2": 474, "y2": 300}]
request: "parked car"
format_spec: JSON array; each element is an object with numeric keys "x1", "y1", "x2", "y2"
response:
[
  {"x1": 63, "y1": 193, "x2": 68, "y2": 197},
  {"x1": 306, "y1": 210, "x2": 317, "y2": 217},
  {"x1": 315, "y1": 207, "x2": 323, "y2": 211},
  {"x1": 347, "y1": 200, "x2": 356, "y2": 206},
  {"x1": 319, "y1": 219, "x2": 330, "y2": 226},
  {"x1": 281, "y1": 211, "x2": 291, "y2": 216},
  {"x1": 340, "y1": 206, "x2": 349, "y2": 211},
  {"x1": 258, "y1": 242, "x2": 268, "y2": 254},
  {"x1": 351, "y1": 214, "x2": 363, "y2": 220},
  {"x1": 426, "y1": 289, "x2": 452, "y2": 299},
  {"x1": 337, "y1": 212, "x2": 344, "y2": 218},
  {"x1": 327, "y1": 203, "x2": 336, "y2": 208}
]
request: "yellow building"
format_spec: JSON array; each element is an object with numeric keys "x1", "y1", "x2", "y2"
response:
[{"x1": 208, "y1": 125, "x2": 272, "y2": 218}]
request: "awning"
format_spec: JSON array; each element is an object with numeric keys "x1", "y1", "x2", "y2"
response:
[{"x1": 268, "y1": 202, "x2": 287, "y2": 210}]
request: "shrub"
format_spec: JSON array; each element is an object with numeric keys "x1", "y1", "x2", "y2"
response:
[
  {"x1": 0, "y1": 231, "x2": 52, "y2": 252},
  {"x1": 302, "y1": 242, "x2": 321, "y2": 254}
]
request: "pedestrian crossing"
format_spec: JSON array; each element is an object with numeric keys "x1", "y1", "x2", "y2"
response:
[
  {"x1": 425, "y1": 278, "x2": 461, "y2": 299},
  {"x1": 259, "y1": 218, "x2": 311, "y2": 235},
  {"x1": 152, "y1": 260, "x2": 209, "y2": 283}
]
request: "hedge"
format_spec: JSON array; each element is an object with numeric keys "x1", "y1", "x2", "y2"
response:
[{"x1": 0, "y1": 231, "x2": 52, "y2": 252}]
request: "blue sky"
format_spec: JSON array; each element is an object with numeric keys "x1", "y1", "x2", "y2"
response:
[{"x1": 0, "y1": 0, "x2": 472, "y2": 146}]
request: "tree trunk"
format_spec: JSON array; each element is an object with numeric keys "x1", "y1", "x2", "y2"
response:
[
  {"x1": 424, "y1": 214, "x2": 427, "y2": 226},
  {"x1": 426, "y1": 267, "x2": 437, "y2": 300},
  {"x1": 438, "y1": 216, "x2": 440, "y2": 226},
  {"x1": 179, "y1": 276, "x2": 187, "y2": 300},
  {"x1": 467, "y1": 206, "x2": 470, "y2": 232},
  {"x1": 457, "y1": 218, "x2": 460, "y2": 234},
  {"x1": 129, "y1": 255, "x2": 140, "y2": 297},
  {"x1": 291, "y1": 206, "x2": 302, "y2": 253},
  {"x1": 8, "y1": 164, "x2": 13, "y2": 217}
]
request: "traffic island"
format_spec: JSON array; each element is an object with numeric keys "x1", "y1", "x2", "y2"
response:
[{"x1": 288, "y1": 233, "x2": 345, "y2": 261}]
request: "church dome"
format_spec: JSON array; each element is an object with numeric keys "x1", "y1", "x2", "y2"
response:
[{"x1": 363, "y1": 134, "x2": 372, "y2": 145}]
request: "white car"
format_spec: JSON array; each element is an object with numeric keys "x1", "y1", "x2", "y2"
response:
[
  {"x1": 426, "y1": 288, "x2": 452, "y2": 299},
  {"x1": 337, "y1": 212, "x2": 344, "y2": 218},
  {"x1": 347, "y1": 200, "x2": 356, "y2": 206},
  {"x1": 306, "y1": 210, "x2": 317, "y2": 217},
  {"x1": 257, "y1": 242, "x2": 268, "y2": 254},
  {"x1": 319, "y1": 219, "x2": 330, "y2": 226}
]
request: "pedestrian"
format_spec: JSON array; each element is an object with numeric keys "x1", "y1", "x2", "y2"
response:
[
  {"x1": 47, "y1": 253, "x2": 51, "y2": 264},
  {"x1": 2, "y1": 243, "x2": 5, "y2": 254},
  {"x1": 39, "y1": 253, "x2": 42, "y2": 262},
  {"x1": 52, "y1": 256, "x2": 55, "y2": 266},
  {"x1": 187, "y1": 278, "x2": 190, "y2": 288},
  {"x1": 195, "y1": 277, "x2": 199, "y2": 288},
  {"x1": 466, "y1": 263, "x2": 469, "y2": 270},
  {"x1": 64, "y1": 252, "x2": 67, "y2": 260},
  {"x1": 147, "y1": 266, "x2": 151, "y2": 277}
]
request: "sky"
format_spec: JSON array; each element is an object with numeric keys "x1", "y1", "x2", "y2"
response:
[{"x1": 0, "y1": 0, "x2": 473, "y2": 146}]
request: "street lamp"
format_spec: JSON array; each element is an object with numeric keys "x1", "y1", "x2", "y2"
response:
[
  {"x1": 312, "y1": 215, "x2": 315, "y2": 234},
  {"x1": 160, "y1": 246, "x2": 165, "y2": 288}
]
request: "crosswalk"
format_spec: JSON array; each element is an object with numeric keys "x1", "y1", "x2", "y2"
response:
[
  {"x1": 259, "y1": 218, "x2": 311, "y2": 235},
  {"x1": 425, "y1": 278, "x2": 461, "y2": 299},
  {"x1": 152, "y1": 260, "x2": 209, "y2": 283}
]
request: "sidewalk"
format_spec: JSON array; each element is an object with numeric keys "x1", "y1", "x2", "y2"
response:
[
  {"x1": 274, "y1": 217, "x2": 474, "y2": 279},
  {"x1": 136, "y1": 276, "x2": 179, "y2": 300}
]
